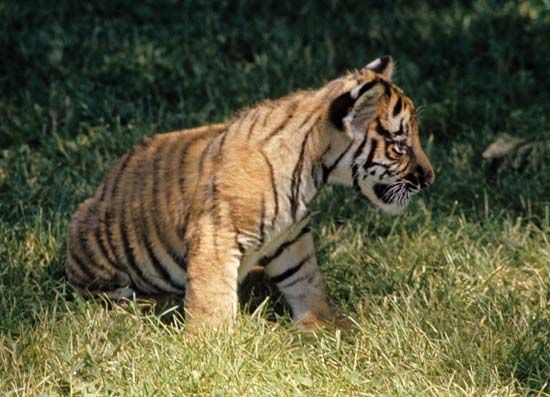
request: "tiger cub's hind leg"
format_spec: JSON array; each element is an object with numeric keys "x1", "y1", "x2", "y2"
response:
[
  {"x1": 65, "y1": 258, "x2": 135, "y2": 300},
  {"x1": 66, "y1": 197, "x2": 138, "y2": 301}
]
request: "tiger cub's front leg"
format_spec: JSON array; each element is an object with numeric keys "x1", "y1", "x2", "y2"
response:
[
  {"x1": 263, "y1": 228, "x2": 340, "y2": 330},
  {"x1": 184, "y1": 220, "x2": 240, "y2": 331}
]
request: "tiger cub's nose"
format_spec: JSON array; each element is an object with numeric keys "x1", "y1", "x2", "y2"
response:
[{"x1": 416, "y1": 166, "x2": 434, "y2": 189}]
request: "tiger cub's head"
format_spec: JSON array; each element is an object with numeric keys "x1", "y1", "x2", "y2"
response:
[{"x1": 325, "y1": 56, "x2": 434, "y2": 214}]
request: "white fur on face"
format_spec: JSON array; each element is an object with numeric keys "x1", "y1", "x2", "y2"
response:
[{"x1": 359, "y1": 179, "x2": 416, "y2": 215}]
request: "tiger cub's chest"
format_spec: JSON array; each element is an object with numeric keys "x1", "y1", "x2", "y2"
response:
[{"x1": 237, "y1": 216, "x2": 311, "y2": 282}]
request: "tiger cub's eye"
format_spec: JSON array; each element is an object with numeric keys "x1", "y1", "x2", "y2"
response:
[{"x1": 393, "y1": 141, "x2": 408, "y2": 155}]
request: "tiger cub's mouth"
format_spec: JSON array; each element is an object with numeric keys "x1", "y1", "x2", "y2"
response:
[{"x1": 373, "y1": 178, "x2": 420, "y2": 208}]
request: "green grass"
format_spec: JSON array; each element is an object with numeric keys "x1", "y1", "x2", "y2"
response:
[{"x1": 1, "y1": 0, "x2": 549, "y2": 395}]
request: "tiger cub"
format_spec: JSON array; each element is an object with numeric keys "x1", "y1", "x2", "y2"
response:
[{"x1": 66, "y1": 56, "x2": 434, "y2": 330}]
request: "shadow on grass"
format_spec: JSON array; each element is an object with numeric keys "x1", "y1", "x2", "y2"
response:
[{"x1": 57, "y1": 267, "x2": 290, "y2": 326}]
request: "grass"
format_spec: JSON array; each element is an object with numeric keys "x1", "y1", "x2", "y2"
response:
[{"x1": 1, "y1": 0, "x2": 549, "y2": 395}]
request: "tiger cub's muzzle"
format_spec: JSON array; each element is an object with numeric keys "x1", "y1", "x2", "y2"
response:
[{"x1": 405, "y1": 165, "x2": 435, "y2": 190}]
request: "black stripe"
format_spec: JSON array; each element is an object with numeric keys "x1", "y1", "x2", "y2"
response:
[
  {"x1": 356, "y1": 80, "x2": 377, "y2": 98},
  {"x1": 175, "y1": 137, "x2": 202, "y2": 248},
  {"x1": 80, "y1": 228, "x2": 112, "y2": 275},
  {"x1": 95, "y1": 226, "x2": 118, "y2": 269},
  {"x1": 258, "y1": 194, "x2": 266, "y2": 246},
  {"x1": 141, "y1": 229, "x2": 185, "y2": 290},
  {"x1": 77, "y1": 202, "x2": 113, "y2": 277},
  {"x1": 329, "y1": 81, "x2": 377, "y2": 130},
  {"x1": 370, "y1": 161, "x2": 388, "y2": 168},
  {"x1": 375, "y1": 123, "x2": 392, "y2": 139},
  {"x1": 297, "y1": 104, "x2": 322, "y2": 130},
  {"x1": 211, "y1": 124, "x2": 227, "y2": 263},
  {"x1": 216, "y1": 116, "x2": 238, "y2": 154},
  {"x1": 319, "y1": 143, "x2": 332, "y2": 160},
  {"x1": 103, "y1": 150, "x2": 154, "y2": 293},
  {"x1": 393, "y1": 97, "x2": 402, "y2": 118},
  {"x1": 95, "y1": 181, "x2": 120, "y2": 270},
  {"x1": 175, "y1": 140, "x2": 187, "y2": 197},
  {"x1": 105, "y1": 151, "x2": 134, "y2": 257},
  {"x1": 329, "y1": 92, "x2": 354, "y2": 130},
  {"x1": 177, "y1": 137, "x2": 202, "y2": 201},
  {"x1": 119, "y1": 203, "x2": 162, "y2": 293},
  {"x1": 116, "y1": 155, "x2": 162, "y2": 293},
  {"x1": 140, "y1": 150, "x2": 185, "y2": 290},
  {"x1": 245, "y1": 109, "x2": 261, "y2": 140},
  {"x1": 233, "y1": 225, "x2": 246, "y2": 255},
  {"x1": 363, "y1": 139, "x2": 378, "y2": 171},
  {"x1": 290, "y1": 130, "x2": 311, "y2": 221},
  {"x1": 69, "y1": 246, "x2": 124, "y2": 292},
  {"x1": 198, "y1": 139, "x2": 214, "y2": 176},
  {"x1": 381, "y1": 80, "x2": 392, "y2": 97},
  {"x1": 351, "y1": 136, "x2": 368, "y2": 191},
  {"x1": 322, "y1": 141, "x2": 353, "y2": 183},
  {"x1": 69, "y1": 247, "x2": 96, "y2": 283},
  {"x1": 97, "y1": 177, "x2": 118, "y2": 270},
  {"x1": 270, "y1": 255, "x2": 311, "y2": 284},
  {"x1": 179, "y1": 211, "x2": 191, "y2": 240},
  {"x1": 210, "y1": 175, "x2": 222, "y2": 262},
  {"x1": 379, "y1": 168, "x2": 394, "y2": 179},
  {"x1": 97, "y1": 182, "x2": 107, "y2": 201},
  {"x1": 179, "y1": 137, "x2": 213, "y2": 246},
  {"x1": 258, "y1": 223, "x2": 310, "y2": 267},
  {"x1": 280, "y1": 270, "x2": 315, "y2": 289},
  {"x1": 261, "y1": 106, "x2": 297, "y2": 143},
  {"x1": 236, "y1": 239, "x2": 245, "y2": 255},
  {"x1": 395, "y1": 119, "x2": 405, "y2": 136},
  {"x1": 260, "y1": 150, "x2": 279, "y2": 227},
  {"x1": 218, "y1": 127, "x2": 229, "y2": 155},
  {"x1": 210, "y1": 176, "x2": 220, "y2": 223},
  {"x1": 188, "y1": 138, "x2": 214, "y2": 215},
  {"x1": 76, "y1": 210, "x2": 118, "y2": 290},
  {"x1": 153, "y1": 144, "x2": 188, "y2": 271},
  {"x1": 400, "y1": 158, "x2": 410, "y2": 174}
]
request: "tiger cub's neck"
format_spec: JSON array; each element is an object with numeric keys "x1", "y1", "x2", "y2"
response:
[{"x1": 253, "y1": 92, "x2": 335, "y2": 227}]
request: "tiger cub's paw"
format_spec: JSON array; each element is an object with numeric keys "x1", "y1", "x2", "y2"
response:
[
  {"x1": 331, "y1": 313, "x2": 355, "y2": 331},
  {"x1": 295, "y1": 311, "x2": 355, "y2": 332}
]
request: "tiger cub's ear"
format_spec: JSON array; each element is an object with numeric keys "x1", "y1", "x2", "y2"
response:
[
  {"x1": 364, "y1": 55, "x2": 394, "y2": 81},
  {"x1": 329, "y1": 81, "x2": 384, "y2": 139}
]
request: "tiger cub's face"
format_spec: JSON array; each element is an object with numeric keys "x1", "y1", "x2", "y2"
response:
[
  {"x1": 356, "y1": 85, "x2": 433, "y2": 214},
  {"x1": 327, "y1": 56, "x2": 434, "y2": 214}
]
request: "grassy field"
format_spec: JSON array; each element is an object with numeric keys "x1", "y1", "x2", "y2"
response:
[{"x1": 1, "y1": 0, "x2": 549, "y2": 395}]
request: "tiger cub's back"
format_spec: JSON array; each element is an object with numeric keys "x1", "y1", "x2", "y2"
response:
[{"x1": 65, "y1": 123, "x2": 226, "y2": 297}]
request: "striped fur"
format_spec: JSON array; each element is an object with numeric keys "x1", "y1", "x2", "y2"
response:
[{"x1": 66, "y1": 56, "x2": 434, "y2": 330}]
